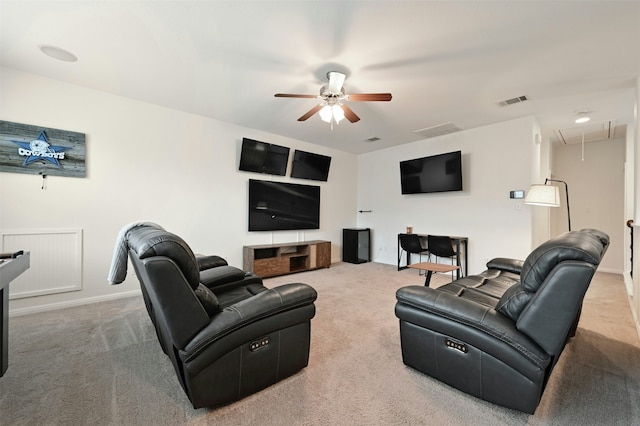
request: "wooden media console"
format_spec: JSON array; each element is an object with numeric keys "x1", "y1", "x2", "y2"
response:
[{"x1": 243, "y1": 240, "x2": 331, "y2": 278}]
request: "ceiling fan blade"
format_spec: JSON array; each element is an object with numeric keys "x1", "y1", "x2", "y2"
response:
[
  {"x1": 275, "y1": 93, "x2": 318, "y2": 99},
  {"x1": 327, "y1": 71, "x2": 346, "y2": 94},
  {"x1": 348, "y1": 93, "x2": 392, "y2": 102},
  {"x1": 298, "y1": 105, "x2": 323, "y2": 121},
  {"x1": 341, "y1": 104, "x2": 361, "y2": 123}
]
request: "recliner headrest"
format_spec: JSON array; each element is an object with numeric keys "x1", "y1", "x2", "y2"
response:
[
  {"x1": 127, "y1": 227, "x2": 200, "y2": 290},
  {"x1": 520, "y1": 229, "x2": 608, "y2": 292}
]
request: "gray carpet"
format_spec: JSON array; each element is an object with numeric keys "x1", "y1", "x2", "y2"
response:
[{"x1": 1, "y1": 262, "x2": 639, "y2": 425}]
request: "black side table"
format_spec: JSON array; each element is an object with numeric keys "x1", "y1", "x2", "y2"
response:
[{"x1": 342, "y1": 228, "x2": 370, "y2": 264}]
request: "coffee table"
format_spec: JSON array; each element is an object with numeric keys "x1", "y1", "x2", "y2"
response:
[{"x1": 408, "y1": 262, "x2": 460, "y2": 287}]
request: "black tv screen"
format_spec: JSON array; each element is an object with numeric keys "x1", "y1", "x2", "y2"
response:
[
  {"x1": 248, "y1": 179, "x2": 320, "y2": 231},
  {"x1": 290, "y1": 150, "x2": 332, "y2": 181},
  {"x1": 239, "y1": 138, "x2": 290, "y2": 176},
  {"x1": 400, "y1": 150, "x2": 463, "y2": 194}
]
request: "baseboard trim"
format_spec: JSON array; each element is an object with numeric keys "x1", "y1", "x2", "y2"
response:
[
  {"x1": 597, "y1": 267, "x2": 623, "y2": 274},
  {"x1": 9, "y1": 289, "x2": 142, "y2": 317}
]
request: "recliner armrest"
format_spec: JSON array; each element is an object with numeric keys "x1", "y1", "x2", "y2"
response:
[
  {"x1": 200, "y1": 265, "x2": 248, "y2": 288},
  {"x1": 196, "y1": 255, "x2": 228, "y2": 271},
  {"x1": 486, "y1": 257, "x2": 524, "y2": 275},
  {"x1": 182, "y1": 283, "x2": 317, "y2": 361}
]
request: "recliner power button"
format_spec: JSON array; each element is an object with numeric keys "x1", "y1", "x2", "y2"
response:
[
  {"x1": 249, "y1": 336, "x2": 271, "y2": 352},
  {"x1": 445, "y1": 338, "x2": 468, "y2": 353}
]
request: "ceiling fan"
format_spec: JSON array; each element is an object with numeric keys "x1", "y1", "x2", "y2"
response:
[{"x1": 274, "y1": 71, "x2": 392, "y2": 126}]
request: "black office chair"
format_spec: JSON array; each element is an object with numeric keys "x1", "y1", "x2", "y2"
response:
[
  {"x1": 398, "y1": 233, "x2": 430, "y2": 272},
  {"x1": 426, "y1": 235, "x2": 458, "y2": 280}
]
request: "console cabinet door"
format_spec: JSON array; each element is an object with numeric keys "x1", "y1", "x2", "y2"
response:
[
  {"x1": 315, "y1": 241, "x2": 331, "y2": 268},
  {"x1": 254, "y1": 257, "x2": 289, "y2": 278}
]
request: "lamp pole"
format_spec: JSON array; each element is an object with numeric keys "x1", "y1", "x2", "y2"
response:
[{"x1": 545, "y1": 178, "x2": 571, "y2": 231}]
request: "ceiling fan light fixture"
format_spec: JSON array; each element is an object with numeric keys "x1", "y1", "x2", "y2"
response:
[
  {"x1": 319, "y1": 104, "x2": 345, "y2": 124},
  {"x1": 275, "y1": 69, "x2": 390, "y2": 124},
  {"x1": 319, "y1": 105, "x2": 333, "y2": 123},
  {"x1": 332, "y1": 105, "x2": 345, "y2": 122}
]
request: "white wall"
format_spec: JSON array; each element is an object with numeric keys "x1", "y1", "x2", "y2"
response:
[
  {"x1": 356, "y1": 116, "x2": 537, "y2": 275},
  {"x1": 531, "y1": 128, "x2": 554, "y2": 248},
  {"x1": 552, "y1": 138, "x2": 625, "y2": 274},
  {"x1": 4, "y1": 66, "x2": 629, "y2": 314},
  {"x1": 624, "y1": 124, "x2": 635, "y2": 281},
  {"x1": 0, "y1": 68, "x2": 358, "y2": 313},
  {"x1": 629, "y1": 75, "x2": 640, "y2": 330}
]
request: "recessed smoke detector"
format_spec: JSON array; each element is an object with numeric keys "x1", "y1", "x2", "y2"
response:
[
  {"x1": 413, "y1": 122, "x2": 463, "y2": 139},
  {"x1": 575, "y1": 111, "x2": 591, "y2": 124},
  {"x1": 498, "y1": 95, "x2": 528, "y2": 107},
  {"x1": 39, "y1": 45, "x2": 78, "y2": 62}
]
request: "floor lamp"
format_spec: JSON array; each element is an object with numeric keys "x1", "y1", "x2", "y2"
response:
[{"x1": 524, "y1": 178, "x2": 571, "y2": 231}]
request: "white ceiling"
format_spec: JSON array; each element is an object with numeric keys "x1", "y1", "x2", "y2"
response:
[{"x1": 1, "y1": 1, "x2": 639, "y2": 154}]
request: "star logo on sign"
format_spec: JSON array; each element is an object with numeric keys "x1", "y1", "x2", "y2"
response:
[{"x1": 12, "y1": 130, "x2": 70, "y2": 168}]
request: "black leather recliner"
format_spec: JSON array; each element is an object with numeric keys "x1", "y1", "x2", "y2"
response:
[
  {"x1": 124, "y1": 225, "x2": 318, "y2": 408},
  {"x1": 395, "y1": 229, "x2": 609, "y2": 413}
]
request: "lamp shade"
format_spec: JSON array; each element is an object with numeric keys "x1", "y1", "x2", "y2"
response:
[{"x1": 524, "y1": 184, "x2": 560, "y2": 207}]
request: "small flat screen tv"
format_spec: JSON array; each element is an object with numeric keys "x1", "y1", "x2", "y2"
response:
[
  {"x1": 400, "y1": 150, "x2": 463, "y2": 194},
  {"x1": 248, "y1": 179, "x2": 320, "y2": 231},
  {"x1": 239, "y1": 138, "x2": 290, "y2": 176},
  {"x1": 290, "y1": 150, "x2": 332, "y2": 181}
]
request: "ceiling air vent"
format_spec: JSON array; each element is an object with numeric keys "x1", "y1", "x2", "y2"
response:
[
  {"x1": 413, "y1": 122, "x2": 463, "y2": 139},
  {"x1": 498, "y1": 95, "x2": 528, "y2": 107}
]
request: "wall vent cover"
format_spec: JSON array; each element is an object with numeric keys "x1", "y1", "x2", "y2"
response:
[
  {"x1": 413, "y1": 122, "x2": 463, "y2": 139},
  {"x1": 498, "y1": 95, "x2": 528, "y2": 107}
]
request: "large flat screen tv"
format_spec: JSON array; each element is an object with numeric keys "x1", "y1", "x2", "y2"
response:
[
  {"x1": 290, "y1": 149, "x2": 332, "y2": 182},
  {"x1": 239, "y1": 137, "x2": 290, "y2": 176},
  {"x1": 400, "y1": 150, "x2": 463, "y2": 194},
  {"x1": 248, "y1": 179, "x2": 320, "y2": 231}
]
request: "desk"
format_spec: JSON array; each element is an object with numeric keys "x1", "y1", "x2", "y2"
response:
[
  {"x1": 398, "y1": 233, "x2": 468, "y2": 279},
  {"x1": 0, "y1": 251, "x2": 30, "y2": 377},
  {"x1": 408, "y1": 262, "x2": 460, "y2": 287}
]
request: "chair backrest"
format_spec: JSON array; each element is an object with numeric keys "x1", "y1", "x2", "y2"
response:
[
  {"x1": 519, "y1": 229, "x2": 607, "y2": 292},
  {"x1": 399, "y1": 234, "x2": 425, "y2": 254},
  {"x1": 127, "y1": 226, "x2": 201, "y2": 287},
  {"x1": 427, "y1": 235, "x2": 455, "y2": 258},
  {"x1": 496, "y1": 229, "x2": 609, "y2": 355},
  {"x1": 126, "y1": 226, "x2": 210, "y2": 350}
]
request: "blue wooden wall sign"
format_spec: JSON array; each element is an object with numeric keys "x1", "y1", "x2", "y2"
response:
[{"x1": 0, "y1": 120, "x2": 86, "y2": 178}]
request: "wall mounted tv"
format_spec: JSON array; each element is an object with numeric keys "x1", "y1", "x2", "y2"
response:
[
  {"x1": 239, "y1": 137, "x2": 290, "y2": 176},
  {"x1": 399, "y1": 150, "x2": 463, "y2": 194},
  {"x1": 290, "y1": 149, "x2": 332, "y2": 182},
  {"x1": 248, "y1": 179, "x2": 320, "y2": 231}
]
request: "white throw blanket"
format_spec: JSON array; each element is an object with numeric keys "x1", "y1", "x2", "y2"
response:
[{"x1": 107, "y1": 221, "x2": 164, "y2": 284}]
